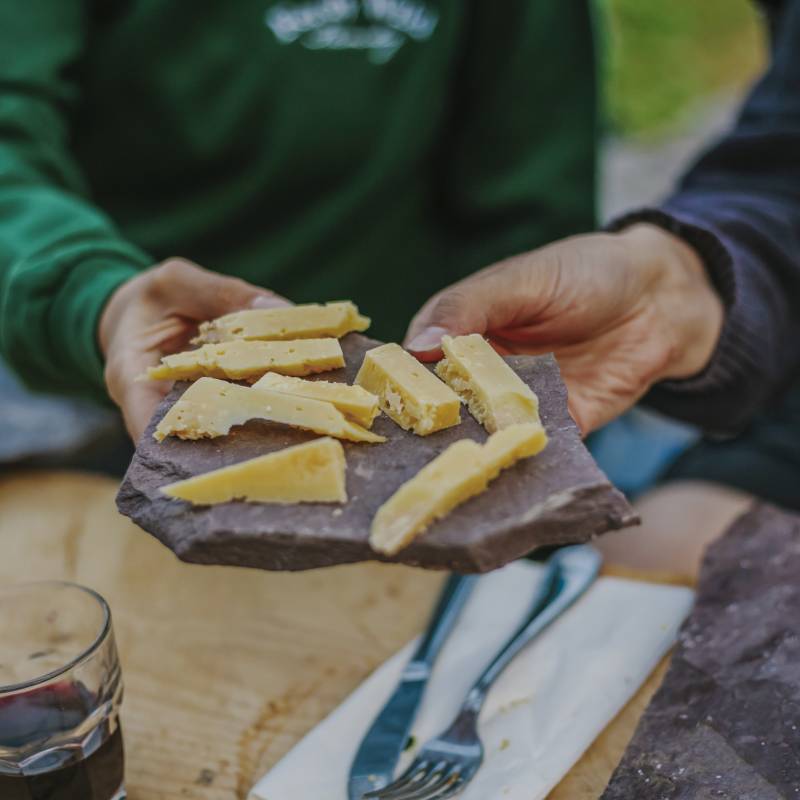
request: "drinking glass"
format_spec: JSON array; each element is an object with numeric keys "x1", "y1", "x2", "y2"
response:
[{"x1": 0, "y1": 581, "x2": 125, "y2": 800}]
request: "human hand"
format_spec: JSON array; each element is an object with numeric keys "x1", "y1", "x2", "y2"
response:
[
  {"x1": 405, "y1": 224, "x2": 723, "y2": 434},
  {"x1": 99, "y1": 258, "x2": 288, "y2": 441}
]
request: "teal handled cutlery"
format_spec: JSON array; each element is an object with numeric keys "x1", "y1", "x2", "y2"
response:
[
  {"x1": 362, "y1": 545, "x2": 603, "y2": 800},
  {"x1": 348, "y1": 573, "x2": 478, "y2": 800}
]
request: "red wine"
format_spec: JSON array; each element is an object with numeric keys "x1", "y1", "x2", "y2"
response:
[{"x1": 0, "y1": 682, "x2": 124, "y2": 800}]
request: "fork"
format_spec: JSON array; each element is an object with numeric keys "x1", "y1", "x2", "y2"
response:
[{"x1": 363, "y1": 545, "x2": 602, "y2": 800}]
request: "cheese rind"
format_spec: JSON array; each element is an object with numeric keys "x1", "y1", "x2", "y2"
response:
[
  {"x1": 435, "y1": 334, "x2": 540, "y2": 433},
  {"x1": 154, "y1": 377, "x2": 384, "y2": 443},
  {"x1": 146, "y1": 339, "x2": 344, "y2": 382},
  {"x1": 253, "y1": 373, "x2": 380, "y2": 428},
  {"x1": 161, "y1": 437, "x2": 347, "y2": 505},
  {"x1": 355, "y1": 343, "x2": 460, "y2": 436},
  {"x1": 370, "y1": 422, "x2": 548, "y2": 555},
  {"x1": 193, "y1": 301, "x2": 370, "y2": 344}
]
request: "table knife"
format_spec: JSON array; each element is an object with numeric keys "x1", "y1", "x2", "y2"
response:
[{"x1": 347, "y1": 573, "x2": 478, "y2": 800}]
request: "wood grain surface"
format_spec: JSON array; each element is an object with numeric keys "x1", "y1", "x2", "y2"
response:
[{"x1": 0, "y1": 471, "x2": 687, "y2": 799}]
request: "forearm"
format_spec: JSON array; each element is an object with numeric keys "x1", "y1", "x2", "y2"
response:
[{"x1": 0, "y1": 163, "x2": 150, "y2": 399}]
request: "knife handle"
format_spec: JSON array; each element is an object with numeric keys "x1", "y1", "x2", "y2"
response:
[
  {"x1": 411, "y1": 573, "x2": 478, "y2": 668},
  {"x1": 464, "y1": 545, "x2": 602, "y2": 712}
]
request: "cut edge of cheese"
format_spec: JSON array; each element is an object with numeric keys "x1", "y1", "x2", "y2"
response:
[
  {"x1": 253, "y1": 373, "x2": 380, "y2": 428},
  {"x1": 192, "y1": 301, "x2": 370, "y2": 344},
  {"x1": 153, "y1": 377, "x2": 385, "y2": 444},
  {"x1": 145, "y1": 339, "x2": 345, "y2": 382},
  {"x1": 435, "y1": 334, "x2": 540, "y2": 433},
  {"x1": 160, "y1": 437, "x2": 347, "y2": 505},
  {"x1": 355, "y1": 343, "x2": 460, "y2": 436},
  {"x1": 369, "y1": 422, "x2": 548, "y2": 555}
]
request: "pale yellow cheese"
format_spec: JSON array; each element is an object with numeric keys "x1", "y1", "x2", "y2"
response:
[
  {"x1": 354, "y1": 343, "x2": 460, "y2": 436},
  {"x1": 154, "y1": 377, "x2": 384, "y2": 443},
  {"x1": 193, "y1": 301, "x2": 370, "y2": 344},
  {"x1": 160, "y1": 437, "x2": 347, "y2": 505},
  {"x1": 253, "y1": 373, "x2": 380, "y2": 428},
  {"x1": 435, "y1": 334, "x2": 540, "y2": 433},
  {"x1": 146, "y1": 339, "x2": 344, "y2": 382},
  {"x1": 370, "y1": 422, "x2": 548, "y2": 555}
]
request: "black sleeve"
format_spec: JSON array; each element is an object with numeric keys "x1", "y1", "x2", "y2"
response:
[{"x1": 609, "y1": 0, "x2": 800, "y2": 436}]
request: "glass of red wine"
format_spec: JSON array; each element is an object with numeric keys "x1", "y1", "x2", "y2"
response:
[{"x1": 0, "y1": 582, "x2": 125, "y2": 800}]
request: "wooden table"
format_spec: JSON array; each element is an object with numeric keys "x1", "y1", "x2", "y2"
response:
[{"x1": 0, "y1": 470, "x2": 684, "y2": 799}]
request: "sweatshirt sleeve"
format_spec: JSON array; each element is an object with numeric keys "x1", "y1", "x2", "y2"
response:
[
  {"x1": 0, "y1": 0, "x2": 151, "y2": 401},
  {"x1": 609, "y1": 0, "x2": 800, "y2": 435}
]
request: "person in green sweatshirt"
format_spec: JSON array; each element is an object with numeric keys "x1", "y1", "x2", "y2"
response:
[{"x1": 0, "y1": 1, "x2": 597, "y2": 440}]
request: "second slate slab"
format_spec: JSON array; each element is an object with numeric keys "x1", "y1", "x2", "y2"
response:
[{"x1": 116, "y1": 334, "x2": 638, "y2": 572}]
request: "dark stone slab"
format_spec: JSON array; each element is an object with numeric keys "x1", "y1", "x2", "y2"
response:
[
  {"x1": 602, "y1": 503, "x2": 800, "y2": 800},
  {"x1": 116, "y1": 334, "x2": 637, "y2": 572}
]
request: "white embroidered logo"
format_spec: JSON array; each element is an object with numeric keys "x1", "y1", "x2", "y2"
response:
[{"x1": 265, "y1": 0, "x2": 439, "y2": 63}]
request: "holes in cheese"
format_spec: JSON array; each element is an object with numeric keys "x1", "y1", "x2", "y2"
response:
[
  {"x1": 160, "y1": 437, "x2": 347, "y2": 505},
  {"x1": 146, "y1": 339, "x2": 345, "y2": 382},
  {"x1": 435, "y1": 334, "x2": 540, "y2": 433},
  {"x1": 192, "y1": 301, "x2": 370, "y2": 344},
  {"x1": 253, "y1": 373, "x2": 380, "y2": 428},
  {"x1": 369, "y1": 422, "x2": 548, "y2": 555},
  {"x1": 154, "y1": 377, "x2": 385, "y2": 443},
  {"x1": 354, "y1": 343, "x2": 460, "y2": 436}
]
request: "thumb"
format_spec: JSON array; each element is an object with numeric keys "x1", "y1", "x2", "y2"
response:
[
  {"x1": 149, "y1": 258, "x2": 289, "y2": 321},
  {"x1": 405, "y1": 272, "x2": 516, "y2": 360}
]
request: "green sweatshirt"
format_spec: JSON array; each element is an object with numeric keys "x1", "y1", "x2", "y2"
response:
[{"x1": 0, "y1": 0, "x2": 597, "y2": 401}]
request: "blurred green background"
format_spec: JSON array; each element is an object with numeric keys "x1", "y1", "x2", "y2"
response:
[
  {"x1": 0, "y1": 0, "x2": 773, "y2": 474},
  {"x1": 600, "y1": 0, "x2": 766, "y2": 138}
]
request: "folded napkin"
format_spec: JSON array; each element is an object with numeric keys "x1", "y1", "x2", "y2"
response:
[{"x1": 250, "y1": 560, "x2": 694, "y2": 800}]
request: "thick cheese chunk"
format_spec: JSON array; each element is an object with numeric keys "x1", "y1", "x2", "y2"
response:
[
  {"x1": 146, "y1": 339, "x2": 344, "y2": 382},
  {"x1": 193, "y1": 301, "x2": 370, "y2": 344},
  {"x1": 154, "y1": 378, "x2": 384, "y2": 443},
  {"x1": 161, "y1": 437, "x2": 347, "y2": 505},
  {"x1": 355, "y1": 343, "x2": 460, "y2": 436},
  {"x1": 253, "y1": 373, "x2": 380, "y2": 428},
  {"x1": 370, "y1": 422, "x2": 548, "y2": 555},
  {"x1": 435, "y1": 334, "x2": 540, "y2": 433}
]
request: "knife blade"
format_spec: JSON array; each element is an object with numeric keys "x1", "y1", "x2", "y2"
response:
[{"x1": 347, "y1": 573, "x2": 477, "y2": 799}]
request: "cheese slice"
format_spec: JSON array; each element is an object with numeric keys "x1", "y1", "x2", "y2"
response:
[
  {"x1": 154, "y1": 377, "x2": 384, "y2": 443},
  {"x1": 253, "y1": 373, "x2": 380, "y2": 428},
  {"x1": 370, "y1": 422, "x2": 548, "y2": 555},
  {"x1": 435, "y1": 334, "x2": 540, "y2": 433},
  {"x1": 193, "y1": 301, "x2": 370, "y2": 344},
  {"x1": 160, "y1": 437, "x2": 347, "y2": 505},
  {"x1": 355, "y1": 343, "x2": 460, "y2": 436},
  {"x1": 146, "y1": 339, "x2": 344, "y2": 382}
]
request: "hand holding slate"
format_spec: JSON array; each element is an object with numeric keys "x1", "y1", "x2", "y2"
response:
[{"x1": 117, "y1": 334, "x2": 637, "y2": 573}]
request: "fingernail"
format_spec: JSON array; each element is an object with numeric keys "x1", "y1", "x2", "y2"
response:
[
  {"x1": 406, "y1": 326, "x2": 449, "y2": 352},
  {"x1": 250, "y1": 294, "x2": 289, "y2": 309}
]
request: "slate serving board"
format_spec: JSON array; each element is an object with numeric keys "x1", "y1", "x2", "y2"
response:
[
  {"x1": 117, "y1": 333, "x2": 637, "y2": 572},
  {"x1": 602, "y1": 503, "x2": 800, "y2": 799}
]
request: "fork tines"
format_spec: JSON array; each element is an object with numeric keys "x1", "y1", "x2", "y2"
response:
[{"x1": 364, "y1": 758, "x2": 470, "y2": 799}]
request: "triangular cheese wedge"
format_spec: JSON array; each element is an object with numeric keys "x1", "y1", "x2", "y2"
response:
[
  {"x1": 161, "y1": 437, "x2": 347, "y2": 505},
  {"x1": 154, "y1": 378, "x2": 384, "y2": 443}
]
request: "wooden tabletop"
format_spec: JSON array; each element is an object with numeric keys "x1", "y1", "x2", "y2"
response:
[{"x1": 0, "y1": 470, "x2": 682, "y2": 799}]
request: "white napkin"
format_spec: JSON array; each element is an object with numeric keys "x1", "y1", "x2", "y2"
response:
[{"x1": 250, "y1": 560, "x2": 693, "y2": 800}]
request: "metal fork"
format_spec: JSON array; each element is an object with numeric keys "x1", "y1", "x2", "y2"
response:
[{"x1": 363, "y1": 545, "x2": 602, "y2": 800}]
